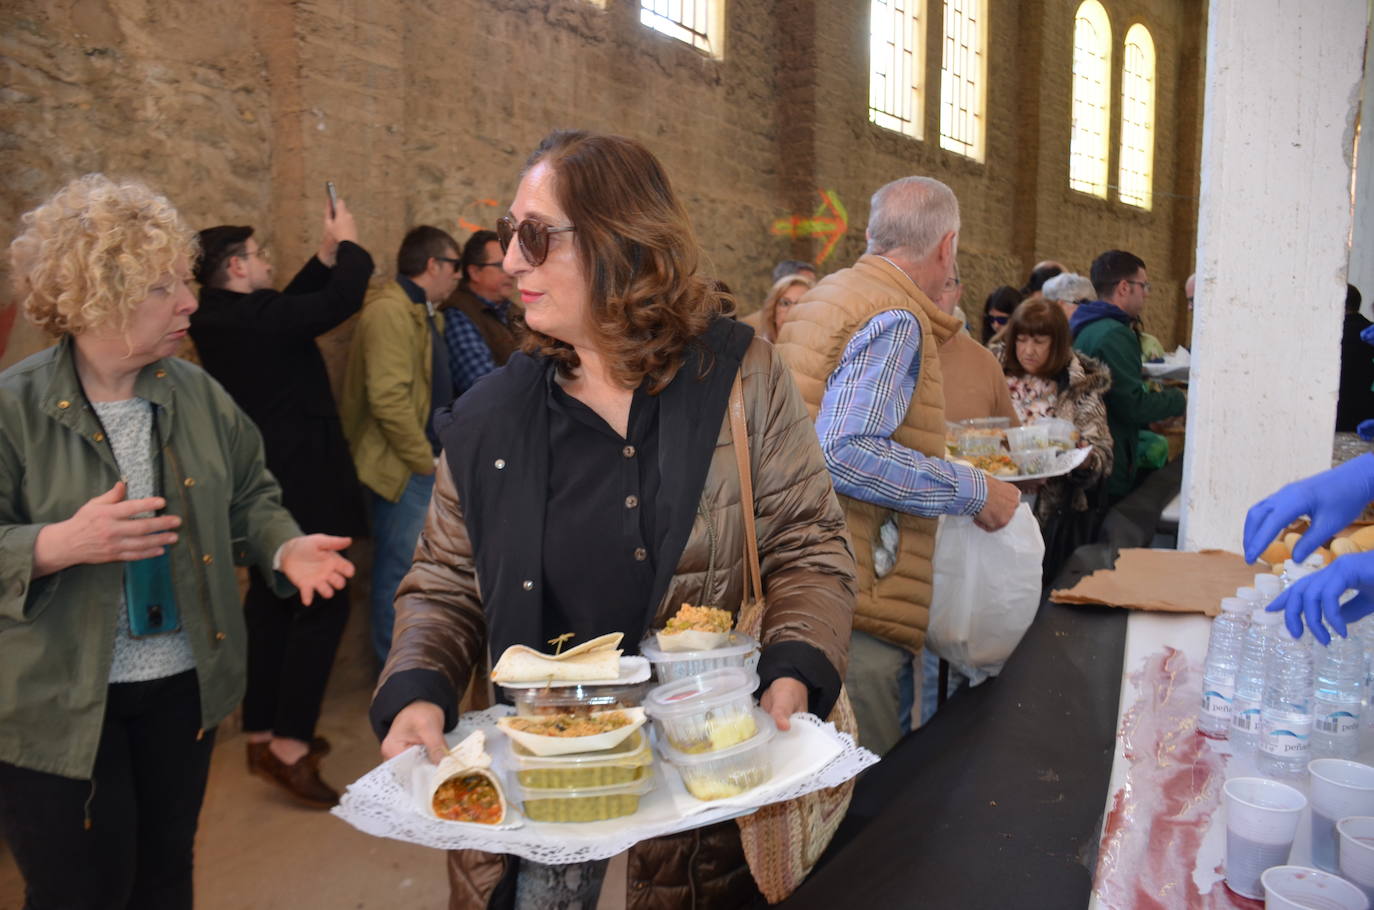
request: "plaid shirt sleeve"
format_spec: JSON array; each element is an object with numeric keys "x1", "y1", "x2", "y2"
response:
[
  {"x1": 815, "y1": 310, "x2": 988, "y2": 518},
  {"x1": 442, "y1": 309, "x2": 497, "y2": 396}
]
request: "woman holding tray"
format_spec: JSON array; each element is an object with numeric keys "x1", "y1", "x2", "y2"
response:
[
  {"x1": 995, "y1": 298, "x2": 1114, "y2": 580},
  {"x1": 370, "y1": 130, "x2": 858, "y2": 909}
]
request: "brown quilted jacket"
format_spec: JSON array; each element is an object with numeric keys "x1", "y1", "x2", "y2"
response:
[{"x1": 380, "y1": 333, "x2": 857, "y2": 909}]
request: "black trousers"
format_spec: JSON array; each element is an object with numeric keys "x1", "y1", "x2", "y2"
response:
[
  {"x1": 241, "y1": 564, "x2": 350, "y2": 742},
  {"x1": 0, "y1": 670, "x2": 216, "y2": 910}
]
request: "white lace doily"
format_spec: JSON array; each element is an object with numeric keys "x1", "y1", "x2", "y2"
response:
[{"x1": 333, "y1": 706, "x2": 878, "y2": 863}]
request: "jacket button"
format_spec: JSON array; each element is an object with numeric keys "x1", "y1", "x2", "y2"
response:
[
  {"x1": 155, "y1": 369, "x2": 167, "y2": 379},
  {"x1": 57, "y1": 400, "x2": 70, "y2": 410},
  {"x1": 625, "y1": 495, "x2": 639, "y2": 509},
  {"x1": 622, "y1": 445, "x2": 635, "y2": 458},
  {"x1": 184, "y1": 477, "x2": 196, "y2": 487},
  {"x1": 633, "y1": 547, "x2": 647, "y2": 561},
  {"x1": 202, "y1": 554, "x2": 213, "y2": 565},
  {"x1": 494, "y1": 459, "x2": 506, "y2": 470},
  {"x1": 215, "y1": 631, "x2": 226, "y2": 641},
  {"x1": 196, "y1": 728, "x2": 205, "y2": 740},
  {"x1": 521, "y1": 580, "x2": 533, "y2": 591},
  {"x1": 92, "y1": 432, "x2": 105, "y2": 442}
]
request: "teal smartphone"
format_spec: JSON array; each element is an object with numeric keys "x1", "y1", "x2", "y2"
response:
[{"x1": 125, "y1": 550, "x2": 180, "y2": 637}]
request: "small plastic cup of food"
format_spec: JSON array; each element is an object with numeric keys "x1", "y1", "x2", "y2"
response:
[
  {"x1": 505, "y1": 680, "x2": 652, "y2": 718},
  {"x1": 509, "y1": 774, "x2": 656, "y2": 823},
  {"x1": 1031, "y1": 417, "x2": 1078, "y2": 450},
  {"x1": 505, "y1": 728, "x2": 654, "y2": 790},
  {"x1": 1005, "y1": 424, "x2": 1051, "y2": 452},
  {"x1": 956, "y1": 429, "x2": 1005, "y2": 456},
  {"x1": 658, "y1": 708, "x2": 776, "y2": 801},
  {"x1": 643, "y1": 668, "x2": 760, "y2": 754},
  {"x1": 640, "y1": 632, "x2": 759, "y2": 685},
  {"x1": 1010, "y1": 447, "x2": 1058, "y2": 475}
]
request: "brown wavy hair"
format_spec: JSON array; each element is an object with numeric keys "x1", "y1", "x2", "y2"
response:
[
  {"x1": 10, "y1": 174, "x2": 196, "y2": 337},
  {"x1": 513, "y1": 130, "x2": 732, "y2": 393},
  {"x1": 1000, "y1": 297, "x2": 1074, "y2": 379}
]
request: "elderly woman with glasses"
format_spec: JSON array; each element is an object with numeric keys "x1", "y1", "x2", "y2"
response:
[
  {"x1": 369, "y1": 131, "x2": 857, "y2": 909},
  {"x1": 755, "y1": 271, "x2": 816, "y2": 342},
  {"x1": 0, "y1": 174, "x2": 353, "y2": 909}
]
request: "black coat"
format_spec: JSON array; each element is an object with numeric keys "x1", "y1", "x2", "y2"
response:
[
  {"x1": 1339, "y1": 310, "x2": 1374, "y2": 432},
  {"x1": 189, "y1": 240, "x2": 373, "y2": 537}
]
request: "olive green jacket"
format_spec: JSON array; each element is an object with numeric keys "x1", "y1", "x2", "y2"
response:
[
  {"x1": 0, "y1": 338, "x2": 300, "y2": 779},
  {"x1": 339, "y1": 280, "x2": 444, "y2": 502}
]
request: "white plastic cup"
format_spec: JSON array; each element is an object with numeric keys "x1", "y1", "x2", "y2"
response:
[
  {"x1": 1222, "y1": 777, "x2": 1308, "y2": 900},
  {"x1": 1261, "y1": 864, "x2": 1370, "y2": 910},
  {"x1": 1308, "y1": 760, "x2": 1374, "y2": 873},
  {"x1": 1339, "y1": 817, "x2": 1374, "y2": 906}
]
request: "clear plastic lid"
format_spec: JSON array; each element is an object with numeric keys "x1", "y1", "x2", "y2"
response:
[
  {"x1": 643, "y1": 667, "x2": 759, "y2": 719},
  {"x1": 504, "y1": 680, "x2": 652, "y2": 712},
  {"x1": 639, "y1": 631, "x2": 758, "y2": 664},
  {"x1": 507, "y1": 772, "x2": 656, "y2": 800},
  {"x1": 656, "y1": 707, "x2": 776, "y2": 767},
  {"x1": 505, "y1": 728, "x2": 652, "y2": 769},
  {"x1": 1219, "y1": 597, "x2": 1250, "y2": 613}
]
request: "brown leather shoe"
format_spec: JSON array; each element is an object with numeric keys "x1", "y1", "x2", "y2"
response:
[
  {"x1": 247, "y1": 740, "x2": 271, "y2": 774},
  {"x1": 252, "y1": 746, "x2": 340, "y2": 809}
]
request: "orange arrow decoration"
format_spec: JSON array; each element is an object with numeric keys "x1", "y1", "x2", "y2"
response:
[
  {"x1": 770, "y1": 190, "x2": 849, "y2": 265},
  {"x1": 458, "y1": 198, "x2": 501, "y2": 233}
]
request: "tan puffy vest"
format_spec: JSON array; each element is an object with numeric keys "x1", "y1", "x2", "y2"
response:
[{"x1": 776, "y1": 255, "x2": 964, "y2": 652}]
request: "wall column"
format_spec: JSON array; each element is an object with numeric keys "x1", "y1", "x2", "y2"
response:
[{"x1": 1179, "y1": 0, "x2": 1366, "y2": 551}]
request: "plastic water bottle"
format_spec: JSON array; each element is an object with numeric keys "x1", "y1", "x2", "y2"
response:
[
  {"x1": 1198, "y1": 597, "x2": 1251, "y2": 738},
  {"x1": 1236, "y1": 586, "x2": 1261, "y2": 610},
  {"x1": 1313, "y1": 627, "x2": 1365, "y2": 760},
  {"x1": 1258, "y1": 628, "x2": 1316, "y2": 778},
  {"x1": 1357, "y1": 617, "x2": 1374, "y2": 751},
  {"x1": 1254, "y1": 574, "x2": 1283, "y2": 604},
  {"x1": 1231, "y1": 608, "x2": 1283, "y2": 752}
]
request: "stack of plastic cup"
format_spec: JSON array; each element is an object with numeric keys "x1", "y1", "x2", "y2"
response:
[
  {"x1": 1221, "y1": 777, "x2": 1307, "y2": 900},
  {"x1": 1261, "y1": 865, "x2": 1369, "y2": 910},
  {"x1": 1308, "y1": 759, "x2": 1374, "y2": 873},
  {"x1": 1339, "y1": 817, "x2": 1374, "y2": 906}
]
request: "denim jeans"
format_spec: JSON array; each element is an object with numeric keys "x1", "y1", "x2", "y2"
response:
[{"x1": 367, "y1": 472, "x2": 435, "y2": 664}]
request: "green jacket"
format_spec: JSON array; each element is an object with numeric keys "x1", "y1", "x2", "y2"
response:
[
  {"x1": 1073, "y1": 317, "x2": 1186, "y2": 499},
  {"x1": 0, "y1": 338, "x2": 300, "y2": 779},
  {"x1": 339, "y1": 280, "x2": 443, "y2": 502}
]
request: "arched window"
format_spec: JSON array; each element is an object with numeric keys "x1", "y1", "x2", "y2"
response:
[
  {"x1": 869, "y1": 0, "x2": 925, "y2": 139},
  {"x1": 1070, "y1": 0, "x2": 1111, "y2": 198},
  {"x1": 1118, "y1": 23, "x2": 1156, "y2": 208},
  {"x1": 640, "y1": 0, "x2": 723, "y2": 57},
  {"x1": 939, "y1": 0, "x2": 987, "y2": 160}
]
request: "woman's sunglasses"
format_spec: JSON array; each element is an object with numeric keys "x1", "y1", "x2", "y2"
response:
[{"x1": 496, "y1": 215, "x2": 575, "y2": 267}]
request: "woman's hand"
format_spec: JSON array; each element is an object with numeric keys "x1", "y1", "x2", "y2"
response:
[
  {"x1": 31, "y1": 481, "x2": 181, "y2": 578},
  {"x1": 760, "y1": 677, "x2": 809, "y2": 732},
  {"x1": 279, "y1": 534, "x2": 354, "y2": 605},
  {"x1": 381, "y1": 701, "x2": 449, "y2": 763}
]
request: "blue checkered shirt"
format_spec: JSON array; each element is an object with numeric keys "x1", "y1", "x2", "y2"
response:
[
  {"x1": 443, "y1": 297, "x2": 510, "y2": 395},
  {"x1": 816, "y1": 309, "x2": 988, "y2": 517}
]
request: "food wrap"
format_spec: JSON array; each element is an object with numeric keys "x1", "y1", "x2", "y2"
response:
[
  {"x1": 496, "y1": 707, "x2": 647, "y2": 757},
  {"x1": 655, "y1": 629, "x2": 732, "y2": 652},
  {"x1": 428, "y1": 731, "x2": 508, "y2": 825},
  {"x1": 491, "y1": 633, "x2": 624, "y2": 684}
]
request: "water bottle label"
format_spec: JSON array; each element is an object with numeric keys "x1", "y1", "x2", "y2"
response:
[
  {"x1": 1314, "y1": 707, "x2": 1360, "y2": 737},
  {"x1": 1260, "y1": 708, "x2": 1312, "y2": 757},
  {"x1": 1201, "y1": 681, "x2": 1235, "y2": 720},
  {"x1": 1231, "y1": 696, "x2": 1261, "y2": 733}
]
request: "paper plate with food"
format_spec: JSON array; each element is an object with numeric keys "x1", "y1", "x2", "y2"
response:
[
  {"x1": 421, "y1": 731, "x2": 514, "y2": 826},
  {"x1": 654, "y1": 604, "x2": 736, "y2": 652},
  {"x1": 496, "y1": 707, "x2": 648, "y2": 757},
  {"x1": 492, "y1": 633, "x2": 650, "y2": 688}
]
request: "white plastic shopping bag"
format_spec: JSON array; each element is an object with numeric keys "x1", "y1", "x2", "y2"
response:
[{"x1": 925, "y1": 502, "x2": 1044, "y2": 685}]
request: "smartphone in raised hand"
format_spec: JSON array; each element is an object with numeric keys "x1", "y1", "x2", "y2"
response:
[{"x1": 325, "y1": 181, "x2": 338, "y2": 218}]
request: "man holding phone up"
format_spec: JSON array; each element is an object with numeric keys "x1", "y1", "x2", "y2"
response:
[{"x1": 190, "y1": 191, "x2": 373, "y2": 807}]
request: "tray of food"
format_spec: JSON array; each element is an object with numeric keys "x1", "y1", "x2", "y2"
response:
[{"x1": 953, "y1": 444, "x2": 1090, "y2": 481}]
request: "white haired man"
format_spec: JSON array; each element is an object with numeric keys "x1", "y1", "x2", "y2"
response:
[
  {"x1": 776, "y1": 177, "x2": 1020, "y2": 756},
  {"x1": 1042, "y1": 271, "x2": 1097, "y2": 321}
]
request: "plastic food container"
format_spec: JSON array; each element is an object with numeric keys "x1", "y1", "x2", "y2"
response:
[
  {"x1": 659, "y1": 708, "x2": 776, "y2": 801},
  {"x1": 1010, "y1": 447, "x2": 1058, "y2": 475},
  {"x1": 1004, "y1": 424, "x2": 1050, "y2": 452},
  {"x1": 639, "y1": 632, "x2": 759, "y2": 684},
  {"x1": 508, "y1": 774, "x2": 655, "y2": 823},
  {"x1": 956, "y1": 429, "x2": 1004, "y2": 455},
  {"x1": 505, "y1": 729, "x2": 654, "y2": 789},
  {"x1": 643, "y1": 668, "x2": 759, "y2": 754},
  {"x1": 959, "y1": 417, "x2": 1012, "y2": 430},
  {"x1": 504, "y1": 680, "x2": 652, "y2": 717},
  {"x1": 1032, "y1": 417, "x2": 1078, "y2": 450}
]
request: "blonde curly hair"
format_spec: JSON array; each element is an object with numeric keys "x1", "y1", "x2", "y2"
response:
[{"x1": 9, "y1": 174, "x2": 197, "y2": 337}]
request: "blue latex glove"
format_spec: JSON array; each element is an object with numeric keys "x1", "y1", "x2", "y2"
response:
[
  {"x1": 1266, "y1": 550, "x2": 1374, "y2": 643},
  {"x1": 1242, "y1": 453, "x2": 1374, "y2": 564},
  {"x1": 1359, "y1": 418, "x2": 1374, "y2": 442},
  {"x1": 1362, "y1": 322, "x2": 1374, "y2": 347}
]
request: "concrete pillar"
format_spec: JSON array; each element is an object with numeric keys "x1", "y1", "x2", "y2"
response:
[{"x1": 1179, "y1": 0, "x2": 1366, "y2": 553}]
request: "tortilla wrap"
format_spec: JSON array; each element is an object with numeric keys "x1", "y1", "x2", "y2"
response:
[
  {"x1": 654, "y1": 628, "x2": 732, "y2": 652},
  {"x1": 428, "y1": 731, "x2": 507, "y2": 825},
  {"x1": 490, "y1": 633, "x2": 624, "y2": 684}
]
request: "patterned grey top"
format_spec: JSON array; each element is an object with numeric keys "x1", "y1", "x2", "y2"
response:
[{"x1": 91, "y1": 398, "x2": 196, "y2": 683}]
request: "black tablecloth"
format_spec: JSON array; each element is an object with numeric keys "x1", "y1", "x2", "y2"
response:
[{"x1": 775, "y1": 462, "x2": 1183, "y2": 908}]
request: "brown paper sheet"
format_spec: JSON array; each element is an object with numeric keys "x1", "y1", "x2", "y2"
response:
[{"x1": 1049, "y1": 548, "x2": 1266, "y2": 617}]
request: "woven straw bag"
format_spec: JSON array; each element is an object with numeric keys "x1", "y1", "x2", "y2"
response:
[{"x1": 727, "y1": 372, "x2": 858, "y2": 903}]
